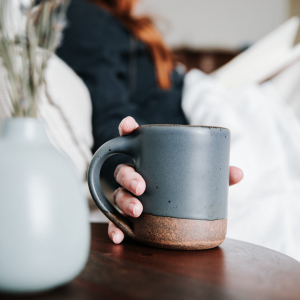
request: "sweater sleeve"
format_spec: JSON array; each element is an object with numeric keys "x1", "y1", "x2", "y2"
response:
[{"x1": 56, "y1": 0, "x2": 146, "y2": 187}]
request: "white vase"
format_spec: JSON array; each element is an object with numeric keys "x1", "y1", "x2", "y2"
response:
[{"x1": 0, "y1": 118, "x2": 90, "y2": 294}]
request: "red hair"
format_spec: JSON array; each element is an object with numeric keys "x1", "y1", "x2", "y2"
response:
[{"x1": 90, "y1": 0, "x2": 173, "y2": 89}]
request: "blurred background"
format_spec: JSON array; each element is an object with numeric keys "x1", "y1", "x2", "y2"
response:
[{"x1": 136, "y1": 0, "x2": 300, "y2": 73}]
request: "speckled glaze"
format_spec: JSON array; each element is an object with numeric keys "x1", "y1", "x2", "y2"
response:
[{"x1": 88, "y1": 125, "x2": 230, "y2": 250}]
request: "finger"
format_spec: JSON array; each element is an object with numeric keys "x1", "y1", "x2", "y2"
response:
[
  {"x1": 229, "y1": 166, "x2": 243, "y2": 186},
  {"x1": 108, "y1": 220, "x2": 124, "y2": 244},
  {"x1": 114, "y1": 164, "x2": 146, "y2": 196},
  {"x1": 113, "y1": 188, "x2": 143, "y2": 218},
  {"x1": 118, "y1": 116, "x2": 139, "y2": 136}
]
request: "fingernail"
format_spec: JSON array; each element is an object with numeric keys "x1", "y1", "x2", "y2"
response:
[
  {"x1": 118, "y1": 119, "x2": 125, "y2": 135},
  {"x1": 237, "y1": 168, "x2": 244, "y2": 178},
  {"x1": 130, "y1": 180, "x2": 140, "y2": 194},
  {"x1": 128, "y1": 202, "x2": 137, "y2": 216},
  {"x1": 112, "y1": 232, "x2": 117, "y2": 243}
]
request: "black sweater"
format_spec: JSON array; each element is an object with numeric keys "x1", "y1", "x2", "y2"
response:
[{"x1": 56, "y1": 0, "x2": 187, "y2": 187}]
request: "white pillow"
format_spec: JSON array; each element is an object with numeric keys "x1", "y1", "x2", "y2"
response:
[{"x1": 212, "y1": 17, "x2": 300, "y2": 89}]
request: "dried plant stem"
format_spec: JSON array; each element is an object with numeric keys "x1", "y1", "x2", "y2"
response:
[{"x1": 0, "y1": 0, "x2": 70, "y2": 117}]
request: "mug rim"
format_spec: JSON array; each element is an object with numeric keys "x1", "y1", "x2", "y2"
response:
[{"x1": 139, "y1": 124, "x2": 229, "y2": 130}]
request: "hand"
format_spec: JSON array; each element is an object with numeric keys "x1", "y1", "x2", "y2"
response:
[{"x1": 108, "y1": 116, "x2": 244, "y2": 244}]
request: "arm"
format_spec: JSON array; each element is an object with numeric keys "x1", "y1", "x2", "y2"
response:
[{"x1": 56, "y1": 0, "x2": 147, "y2": 149}]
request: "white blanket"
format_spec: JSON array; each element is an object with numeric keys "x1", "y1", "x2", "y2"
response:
[{"x1": 182, "y1": 69, "x2": 300, "y2": 261}]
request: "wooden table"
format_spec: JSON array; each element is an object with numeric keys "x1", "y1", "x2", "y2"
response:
[{"x1": 2, "y1": 223, "x2": 300, "y2": 300}]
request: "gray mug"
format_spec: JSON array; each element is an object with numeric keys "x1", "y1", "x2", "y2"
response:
[{"x1": 88, "y1": 125, "x2": 230, "y2": 250}]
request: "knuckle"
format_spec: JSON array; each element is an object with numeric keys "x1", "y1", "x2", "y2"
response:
[
  {"x1": 108, "y1": 221, "x2": 114, "y2": 233},
  {"x1": 115, "y1": 189, "x2": 126, "y2": 207},
  {"x1": 124, "y1": 163, "x2": 135, "y2": 169},
  {"x1": 113, "y1": 187, "x2": 122, "y2": 204},
  {"x1": 119, "y1": 171, "x2": 127, "y2": 186},
  {"x1": 119, "y1": 193, "x2": 127, "y2": 207},
  {"x1": 114, "y1": 165, "x2": 121, "y2": 178},
  {"x1": 117, "y1": 166, "x2": 132, "y2": 187}
]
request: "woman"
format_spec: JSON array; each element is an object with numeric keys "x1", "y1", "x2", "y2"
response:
[
  {"x1": 56, "y1": 0, "x2": 188, "y2": 189},
  {"x1": 56, "y1": 0, "x2": 243, "y2": 244}
]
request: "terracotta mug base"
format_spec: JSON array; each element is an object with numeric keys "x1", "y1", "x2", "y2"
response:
[{"x1": 132, "y1": 214, "x2": 227, "y2": 250}]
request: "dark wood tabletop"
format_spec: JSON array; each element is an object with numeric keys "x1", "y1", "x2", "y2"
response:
[{"x1": 3, "y1": 223, "x2": 300, "y2": 300}]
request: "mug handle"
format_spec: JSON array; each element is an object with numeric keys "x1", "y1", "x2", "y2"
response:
[{"x1": 88, "y1": 135, "x2": 136, "y2": 239}]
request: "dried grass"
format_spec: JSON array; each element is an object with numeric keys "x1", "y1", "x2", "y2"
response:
[{"x1": 0, "y1": 0, "x2": 69, "y2": 117}]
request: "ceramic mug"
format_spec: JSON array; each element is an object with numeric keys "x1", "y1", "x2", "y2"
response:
[{"x1": 88, "y1": 125, "x2": 230, "y2": 250}]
